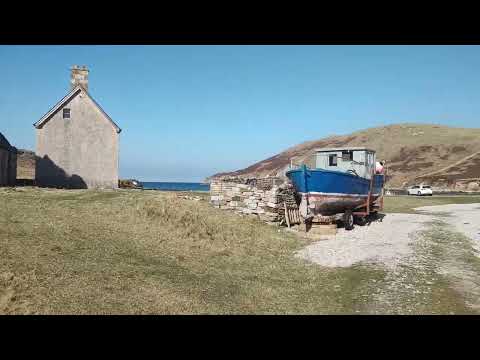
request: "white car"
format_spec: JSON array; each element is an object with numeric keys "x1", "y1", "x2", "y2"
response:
[{"x1": 407, "y1": 185, "x2": 433, "y2": 196}]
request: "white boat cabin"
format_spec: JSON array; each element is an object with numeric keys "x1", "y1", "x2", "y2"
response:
[{"x1": 306, "y1": 147, "x2": 376, "y2": 179}]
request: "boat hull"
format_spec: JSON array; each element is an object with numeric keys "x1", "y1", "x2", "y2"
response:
[
  {"x1": 306, "y1": 193, "x2": 370, "y2": 215},
  {"x1": 286, "y1": 167, "x2": 384, "y2": 216}
]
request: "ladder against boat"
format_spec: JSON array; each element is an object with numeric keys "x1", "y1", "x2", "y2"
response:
[
  {"x1": 283, "y1": 202, "x2": 301, "y2": 228},
  {"x1": 282, "y1": 202, "x2": 336, "y2": 235}
]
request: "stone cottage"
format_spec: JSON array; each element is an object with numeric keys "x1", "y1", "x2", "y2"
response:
[
  {"x1": 34, "y1": 66, "x2": 121, "y2": 189},
  {"x1": 0, "y1": 132, "x2": 17, "y2": 186}
]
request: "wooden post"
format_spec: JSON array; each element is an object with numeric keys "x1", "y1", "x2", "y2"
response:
[
  {"x1": 284, "y1": 202, "x2": 291, "y2": 228},
  {"x1": 367, "y1": 156, "x2": 375, "y2": 215},
  {"x1": 367, "y1": 191, "x2": 371, "y2": 215},
  {"x1": 381, "y1": 161, "x2": 387, "y2": 211}
]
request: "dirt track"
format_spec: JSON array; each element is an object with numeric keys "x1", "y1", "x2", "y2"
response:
[
  {"x1": 297, "y1": 203, "x2": 480, "y2": 268},
  {"x1": 415, "y1": 203, "x2": 480, "y2": 253},
  {"x1": 296, "y1": 203, "x2": 480, "y2": 313}
]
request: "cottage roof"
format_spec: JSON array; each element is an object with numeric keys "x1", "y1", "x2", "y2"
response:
[
  {"x1": 315, "y1": 147, "x2": 376, "y2": 153},
  {"x1": 33, "y1": 85, "x2": 122, "y2": 133},
  {"x1": 0, "y1": 132, "x2": 14, "y2": 151}
]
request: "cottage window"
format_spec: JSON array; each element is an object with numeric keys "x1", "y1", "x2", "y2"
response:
[
  {"x1": 342, "y1": 151, "x2": 353, "y2": 161},
  {"x1": 63, "y1": 108, "x2": 71, "y2": 119},
  {"x1": 329, "y1": 154, "x2": 337, "y2": 166}
]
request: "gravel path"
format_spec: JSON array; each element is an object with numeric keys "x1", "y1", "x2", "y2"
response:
[
  {"x1": 414, "y1": 203, "x2": 480, "y2": 253},
  {"x1": 295, "y1": 202, "x2": 480, "y2": 313},
  {"x1": 296, "y1": 203, "x2": 480, "y2": 268},
  {"x1": 296, "y1": 213, "x2": 435, "y2": 268}
]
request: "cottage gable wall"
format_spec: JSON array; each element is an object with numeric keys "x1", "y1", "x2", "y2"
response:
[{"x1": 36, "y1": 91, "x2": 119, "y2": 189}]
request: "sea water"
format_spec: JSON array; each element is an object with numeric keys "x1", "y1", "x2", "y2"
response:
[{"x1": 141, "y1": 182, "x2": 210, "y2": 192}]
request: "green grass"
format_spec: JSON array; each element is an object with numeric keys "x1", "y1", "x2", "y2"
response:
[
  {"x1": 383, "y1": 195, "x2": 480, "y2": 214},
  {"x1": 415, "y1": 223, "x2": 480, "y2": 313},
  {"x1": 0, "y1": 187, "x2": 385, "y2": 314},
  {"x1": 1, "y1": 188, "x2": 479, "y2": 314}
]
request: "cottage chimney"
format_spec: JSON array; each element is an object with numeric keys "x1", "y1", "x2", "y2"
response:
[{"x1": 70, "y1": 65, "x2": 89, "y2": 91}]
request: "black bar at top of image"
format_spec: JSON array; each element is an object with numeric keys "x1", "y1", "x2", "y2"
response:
[{"x1": 1, "y1": 31, "x2": 480, "y2": 45}]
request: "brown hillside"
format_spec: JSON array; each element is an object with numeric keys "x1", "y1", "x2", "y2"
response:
[
  {"x1": 208, "y1": 124, "x2": 480, "y2": 188},
  {"x1": 16, "y1": 149, "x2": 36, "y2": 180},
  {"x1": 414, "y1": 151, "x2": 480, "y2": 190}
]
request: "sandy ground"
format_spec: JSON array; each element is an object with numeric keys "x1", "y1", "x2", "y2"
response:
[{"x1": 296, "y1": 203, "x2": 480, "y2": 268}]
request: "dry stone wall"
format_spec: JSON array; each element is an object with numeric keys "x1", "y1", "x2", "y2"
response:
[{"x1": 210, "y1": 177, "x2": 299, "y2": 224}]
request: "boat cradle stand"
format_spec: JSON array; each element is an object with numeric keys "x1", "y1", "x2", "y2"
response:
[{"x1": 302, "y1": 190, "x2": 385, "y2": 232}]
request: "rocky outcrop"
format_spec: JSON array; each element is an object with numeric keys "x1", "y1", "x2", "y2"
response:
[{"x1": 119, "y1": 179, "x2": 143, "y2": 189}]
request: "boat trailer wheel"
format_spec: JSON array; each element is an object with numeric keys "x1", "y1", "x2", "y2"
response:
[
  {"x1": 354, "y1": 215, "x2": 368, "y2": 226},
  {"x1": 343, "y1": 211, "x2": 354, "y2": 230}
]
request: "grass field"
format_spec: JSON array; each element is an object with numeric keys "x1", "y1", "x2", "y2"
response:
[
  {"x1": 383, "y1": 195, "x2": 480, "y2": 214},
  {"x1": 1, "y1": 188, "x2": 479, "y2": 314}
]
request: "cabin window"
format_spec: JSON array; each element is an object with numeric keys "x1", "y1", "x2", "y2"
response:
[
  {"x1": 342, "y1": 151, "x2": 353, "y2": 161},
  {"x1": 63, "y1": 108, "x2": 71, "y2": 119},
  {"x1": 329, "y1": 154, "x2": 337, "y2": 166}
]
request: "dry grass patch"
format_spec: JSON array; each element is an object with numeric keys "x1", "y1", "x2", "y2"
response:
[
  {"x1": 1, "y1": 188, "x2": 385, "y2": 314},
  {"x1": 3, "y1": 188, "x2": 478, "y2": 314}
]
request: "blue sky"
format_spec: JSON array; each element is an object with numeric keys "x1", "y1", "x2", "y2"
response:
[{"x1": 1, "y1": 45, "x2": 480, "y2": 182}]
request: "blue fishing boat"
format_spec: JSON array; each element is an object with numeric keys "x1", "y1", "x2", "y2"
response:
[{"x1": 286, "y1": 147, "x2": 385, "y2": 229}]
